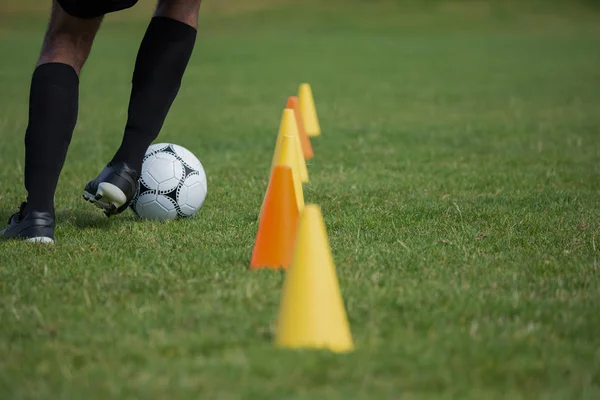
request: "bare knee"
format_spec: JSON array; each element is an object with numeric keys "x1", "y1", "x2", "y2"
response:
[
  {"x1": 155, "y1": 0, "x2": 202, "y2": 28},
  {"x1": 38, "y1": 0, "x2": 103, "y2": 74}
]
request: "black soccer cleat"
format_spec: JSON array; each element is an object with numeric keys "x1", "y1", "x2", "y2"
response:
[
  {"x1": 83, "y1": 161, "x2": 139, "y2": 217},
  {"x1": 1, "y1": 202, "x2": 55, "y2": 244}
]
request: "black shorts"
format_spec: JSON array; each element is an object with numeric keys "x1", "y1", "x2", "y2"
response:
[{"x1": 57, "y1": 0, "x2": 139, "y2": 19}]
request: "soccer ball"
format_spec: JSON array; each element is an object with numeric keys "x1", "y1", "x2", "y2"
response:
[{"x1": 130, "y1": 143, "x2": 207, "y2": 221}]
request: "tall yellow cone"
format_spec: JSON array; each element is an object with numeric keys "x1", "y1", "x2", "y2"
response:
[
  {"x1": 275, "y1": 205, "x2": 354, "y2": 352},
  {"x1": 298, "y1": 83, "x2": 321, "y2": 137},
  {"x1": 274, "y1": 135, "x2": 304, "y2": 212},
  {"x1": 272, "y1": 108, "x2": 309, "y2": 183}
]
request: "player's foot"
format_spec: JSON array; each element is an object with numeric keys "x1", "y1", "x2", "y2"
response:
[
  {"x1": 83, "y1": 161, "x2": 139, "y2": 217},
  {"x1": 0, "y1": 202, "x2": 55, "y2": 244}
]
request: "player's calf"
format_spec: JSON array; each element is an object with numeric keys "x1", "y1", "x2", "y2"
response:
[{"x1": 155, "y1": 0, "x2": 202, "y2": 27}]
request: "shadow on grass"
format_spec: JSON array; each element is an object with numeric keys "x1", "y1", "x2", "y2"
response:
[
  {"x1": 0, "y1": 206, "x2": 136, "y2": 231},
  {"x1": 56, "y1": 209, "x2": 115, "y2": 230}
]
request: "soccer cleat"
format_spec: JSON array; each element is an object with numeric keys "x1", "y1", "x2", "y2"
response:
[
  {"x1": 83, "y1": 161, "x2": 139, "y2": 217},
  {"x1": 0, "y1": 202, "x2": 55, "y2": 244}
]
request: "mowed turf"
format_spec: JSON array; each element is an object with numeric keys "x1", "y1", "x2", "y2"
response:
[{"x1": 1, "y1": 0, "x2": 600, "y2": 398}]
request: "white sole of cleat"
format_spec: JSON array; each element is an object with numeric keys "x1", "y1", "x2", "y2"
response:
[
  {"x1": 1, "y1": 228, "x2": 54, "y2": 244},
  {"x1": 83, "y1": 182, "x2": 127, "y2": 215},
  {"x1": 25, "y1": 236, "x2": 54, "y2": 244}
]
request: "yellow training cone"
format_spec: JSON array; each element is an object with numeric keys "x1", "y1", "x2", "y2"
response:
[
  {"x1": 272, "y1": 108, "x2": 309, "y2": 183},
  {"x1": 274, "y1": 135, "x2": 304, "y2": 212},
  {"x1": 275, "y1": 205, "x2": 354, "y2": 352},
  {"x1": 298, "y1": 83, "x2": 321, "y2": 137}
]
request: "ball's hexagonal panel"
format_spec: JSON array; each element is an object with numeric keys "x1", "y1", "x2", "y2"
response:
[
  {"x1": 131, "y1": 191, "x2": 156, "y2": 219},
  {"x1": 172, "y1": 143, "x2": 202, "y2": 171},
  {"x1": 133, "y1": 191, "x2": 178, "y2": 221},
  {"x1": 145, "y1": 152, "x2": 184, "y2": 193},
  {"x1": 177, "y1": 172, "x2": 207, "y2": 217},
  {"x1": 140, "y1": 155, "x2": 160, "y2": 190}
]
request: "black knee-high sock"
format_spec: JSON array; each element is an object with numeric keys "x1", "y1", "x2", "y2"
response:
[
  {"x1": 111, "y1": 16, "x2": 197, "y2": 175},
  {"x1": 24, "y1": 63, "x2": 79, "y2": 215}
]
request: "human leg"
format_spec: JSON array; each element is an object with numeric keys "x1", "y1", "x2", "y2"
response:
[
  {"x1": 1, "y1": 0, "x2": 103, "y2": 243},
  {"x1": 84, "y1": 0, "x2": 202, "y2": 217}
]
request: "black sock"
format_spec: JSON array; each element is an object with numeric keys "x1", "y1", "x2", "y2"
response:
[
  {"x1": 24, "y1": 63, "x2": 79, "y2": 215},
  {"x1": 111, "y1": 16, "x2": 197, "y2": 175}
]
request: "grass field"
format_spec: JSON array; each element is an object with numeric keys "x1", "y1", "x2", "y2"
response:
[{"x1": 1, "y1": 0, "x2": 600, "y2": 398}]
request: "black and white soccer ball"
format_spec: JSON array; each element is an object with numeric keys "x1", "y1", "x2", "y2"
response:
[{"x1": 130, "y1": 143, "x2": 207, "y2": 221}]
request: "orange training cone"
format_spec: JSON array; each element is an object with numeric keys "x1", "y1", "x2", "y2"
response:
[
  {"x1": 274, "y1": 135, "x2": 304, "y2": 212},
  {"x1": 298, "y1": 83, "x2": 321, "y2": 137},
  {"x1": 250, "y1": 165, "x2": 300, "y2": 269},
  {"x1": 275, "y1": 205, "x2": 354, "y2": 352},
  {"x1": 272, "y1": 109, "x2": 309, "y2": 183},
  {"x1": 286, "y1": 96, "x2": 314, "y2": 159}
]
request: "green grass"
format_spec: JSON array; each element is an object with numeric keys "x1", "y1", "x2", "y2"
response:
[{"x1": 1, "y1": 0, "x2": 600, "y2": 398}]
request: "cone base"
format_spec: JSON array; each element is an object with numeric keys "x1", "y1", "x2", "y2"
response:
[{"x1": 275, "y1": 339, "x2": 354, "y2": 353}]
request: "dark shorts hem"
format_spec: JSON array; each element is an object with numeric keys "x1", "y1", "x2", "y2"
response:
[{"x1": 56, "y1": 0, "x2": 139, "y2": 19}]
